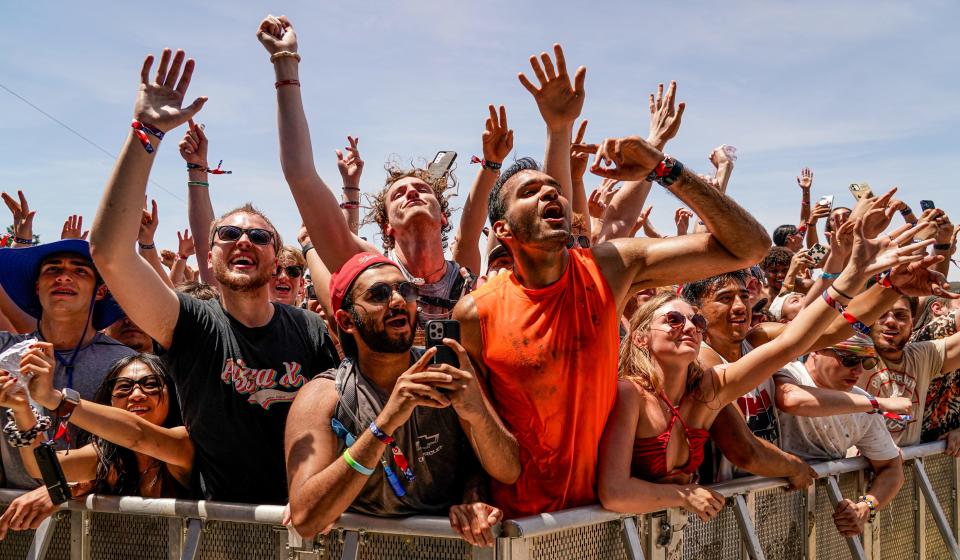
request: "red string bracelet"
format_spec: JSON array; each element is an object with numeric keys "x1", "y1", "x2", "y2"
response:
[{"x1": 275, "y1": 79, "x2": 301, "y2": 89}]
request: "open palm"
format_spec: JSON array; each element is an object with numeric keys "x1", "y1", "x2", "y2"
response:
[{"x1": 134, "y1": 49, "x2": 206, "y2": 132}]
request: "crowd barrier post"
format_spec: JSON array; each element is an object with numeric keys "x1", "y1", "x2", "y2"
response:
[
  {"x1": 731, "y1": 494, "x2": 764, "y2": 560},
  {"x1": 914, "y1": 457, "x2": 960, "y2": 559},
  {"x1": 824, "y1": 476, "x2": 866, "y2": 560}
]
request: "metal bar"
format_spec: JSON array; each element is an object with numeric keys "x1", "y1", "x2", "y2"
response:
[
  {"x1": 914, "y1": 458, "x2": 960, "y2": 559},
  {"x1": 620, "y1": 516, "x2": 646, "y2": 560},
  {"x1": 25, "y1": 513, "x2": 59, "y2": 560},
  {"x1": 731, "y1": 495, "x2": 766, "y2": 560},
  {"x1": 501, "y1": 505, "x2": 622, "y2": 537},
  {"x1": 180, "y1": 518, "x2": 202, "y2": 560},
  {"x1": 825, "y1": 477, "x2": 866, "y2": 560},
  {"x1": 341, "y1": 530, "x2": 359, "y2": 560},
  {"x1": 166, "y1": 517, "x2": 181, "y2": 560}
]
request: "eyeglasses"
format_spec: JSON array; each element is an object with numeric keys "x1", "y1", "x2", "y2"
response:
[
  {"x1": 363, "y1": 281, "x2": 419, "y2": 304},
  {"x1": 657, "y1": 310, "x2": 708, "y2": 334},
  {"x1": 111, "y1": 375, "x2": 164, "y2": 398},
  {"x1": 214, "y1": 225, "x2": 275, "y2": 246},
  {"x1": 829, "y1": 351, "x2": 879, "y2": 370},
  {"x1": 273, "y1": 265, "x2": 304, "y2": 278},
  {"x1": 567, "y1": 235, "x2": 591, "y2": 249}
]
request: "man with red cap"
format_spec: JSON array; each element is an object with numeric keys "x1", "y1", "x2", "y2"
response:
[{"x1": 283, "y1": 253, "x2": 519, "y2": 548}]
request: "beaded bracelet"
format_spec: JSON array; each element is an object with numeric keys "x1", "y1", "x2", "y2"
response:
[
  {"x1": 270, "y1": 51, "x2": 301, "y2": 63},
  {"x1": 857, "y1": 495, "x2": 877, "y2": 522},
  {"x1": 3, "y1": 407, "x2": 52, "y2": 448},
  {"x1": 13, "y1": 236, "x2": 34, "y2": 245}
]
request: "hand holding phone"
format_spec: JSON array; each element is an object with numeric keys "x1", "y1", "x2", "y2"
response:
[
  {"x1": 427, "y1": 151, "x2": 457, "y2": 184},
  {"x1": 920, "y1": 200, "x2": 936, "y2": 212},
  {"x1": 849, "y1": 183, "x2": 873, "y2": 201},
  {"x1": 808, "y1": 243, "x2": 828, "y2": 267},
  {"x1": 425, "y1": 320, "x2": 461, "y2": 367}
]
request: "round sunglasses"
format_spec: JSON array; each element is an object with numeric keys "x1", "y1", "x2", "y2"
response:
[
  {"x1": 111, "y1": 374, "x2": 165, "y2": 398},
  {"x1": 215, "y1": 225, "x2": 275, "y2": 246},
  {"x1": 827, "y1": 350, "x2": 878, "y2": 370},
  {"x1": 567, "y1": 235, "x2": 591, "y2": 249},
  {"x1": 656, "y1": 310, "x2": 709, "y2": 334},
  {"x1": 362, "y1": 281, "x2": 420, "y2": 304}
]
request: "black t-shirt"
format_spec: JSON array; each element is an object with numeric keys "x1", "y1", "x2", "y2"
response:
[{"x1": 165, "y1": 293, "x2": 339, "y2": 504}]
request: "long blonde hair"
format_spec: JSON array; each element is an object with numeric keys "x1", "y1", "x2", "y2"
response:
[{"x1": 619, "y1": 291, "x2": 704, "y2": 397}]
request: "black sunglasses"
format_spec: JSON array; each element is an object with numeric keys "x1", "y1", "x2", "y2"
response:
[
  {"x1": 363, "y1": 281, "x2": 419, "y2": 304},
  {"x1": 215, "y1": 225, "x2": 275, "y2": 246},
  {"x1": 829, "y1": 351, "x2": 878, "y2": 370},
  {"x1": 661, "y1": 310, "x2": 708, "y2": 334},
  {"x1": 111, "y1": 374, "x2": 164, "y2": 398},
  {"x1": 567, "y1": 235, "x2": 591, "y2": 249},
  {"x1": 273, "y1": 265, "x2": 304, "y2": 278}
]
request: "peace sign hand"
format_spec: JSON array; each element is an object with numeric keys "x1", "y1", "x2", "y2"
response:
[{"x1": 134, "y1": 49, "x2": 207, "y2": 133}]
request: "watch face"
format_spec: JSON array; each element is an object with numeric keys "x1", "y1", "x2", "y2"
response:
[{"x1": 63, "y1": 388, "x2": 81, "y2": 404}]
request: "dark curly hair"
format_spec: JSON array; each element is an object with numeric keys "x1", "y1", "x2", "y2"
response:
[
  {"x1": 760, "y1": 246, "x2": 794, "y2": 270},
  {"x1": 364, "y1": 164, "x2": 456, "y2": 251}
]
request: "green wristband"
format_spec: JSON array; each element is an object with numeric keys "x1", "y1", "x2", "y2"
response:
[
  {"x1": 187, "y1": 181, "x2": 210, "y2": 187},
  {"x1": 342, "y1": 448, "x2": 374, "y2": 476}
]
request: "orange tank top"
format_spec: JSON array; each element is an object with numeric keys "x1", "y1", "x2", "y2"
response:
[{"x1": 473, "y1": 248, "x2": 619, "y2": 518}]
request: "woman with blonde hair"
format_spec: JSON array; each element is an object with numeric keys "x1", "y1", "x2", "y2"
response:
[{"x1": 599, "y1": 211, "x2": 931, "y2": 521}]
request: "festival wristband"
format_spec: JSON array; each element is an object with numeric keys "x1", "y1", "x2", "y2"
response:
[
  {"x1": 866, "y1": 396, "x2": 880, "y2": 414},
  {"x1": 342, "y1": 448, "x2": 374, "y2": 476},
  {"x1": 857, "y1": 495, "x2": 877, "y2": 522},
  {"x1": 300, "y1": 242, "x2": 315, "y2": 258},
  {"x1": 13, "y1": 236, "x2": 34, "y2": 245},
  {"x1": 187, "y1": 181, "x2": 209, "y2": 188},
  {"x1": 823, "y1": 290, "x2": 870, "y2": 335},
  {"x1": 934, "y1": 243, "x2": 953, "y2": 251},
  {"x1": 131, "y1": 120, "x2": 164, "y2": 154},
  {"x1": 340, "y1": 202, "x2": 361, "y2": 210},
  {"x1": 470, "y1": 155, "x2": 502, "y2": 171},
  {"x1": 138, "y1": 242, "x2": 155, "y2": 250},
  {"x1": 820, "y1": 272, "x2": 841, "y2": 280},
  {"x1": 369, "y1": 421, "x2": 415, "y2": 481},
  {"x1": 876, "y1": 269, "x2": 905, "y2": 296},
  {"x1": 275, "y1": 79, "x2": 301, "y2": 89},
  {"x1": 645, "y1": 156, "x2": 684, "y2": 187},
  {"x1": 883, "y1": 412, "x2": 913, "y2": 422}
]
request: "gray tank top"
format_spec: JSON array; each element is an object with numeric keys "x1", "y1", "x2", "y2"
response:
[{"x1": 320, "y1": 350, "x2": 475, "y2": 516}]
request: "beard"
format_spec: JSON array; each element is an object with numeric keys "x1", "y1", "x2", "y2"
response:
[
  {"x1": 351, "y1": 307, "x2": 416, "y2": 354},
  {"x1": 213, "y1": 258, "x2": 272, "y2": 293},
  {"x1": 507, "y1": 212, "x2": 568, "y2": 250}
]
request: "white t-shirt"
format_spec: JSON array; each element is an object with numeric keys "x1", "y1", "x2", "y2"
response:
[
  {"x1": 775, "y1": 361, "x2": 900, "y2": 461},
  {"x1": 857, "y1": 339, "x2": 947, "y2": 446}
]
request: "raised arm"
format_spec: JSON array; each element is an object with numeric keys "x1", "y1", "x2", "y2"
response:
[
  {"x1": 0, "y1": 280, "x2": 35, "y2": 334},
  {"x1": 136, "y1": 199, "x2": 176, "y2": 291},
  {"x1": 452, "y1": 105, "x2": 513, "y2": 273},
  {"x1": 335, "y1": 135, "x2": 364, "y2": 235},
  {"x1": 89, "y1": 49, "x2": 205, "y2": 349},
  {"x1": 518, "y1": 44, "x2": 585, "y2": 208},
  {"x1": 257, "y1": 15, "x2": 375, "y2": 273},
  {"x1": 178, "y1": 120, "x2": 217, "y2": 285},
  {"x1": 60, "y1": 214, "x2": 89, "y2": 240},
  {"x1": 2, "y1": 190, "x2": 36, "y2": 248},
  {"x1": 718, "y1": 214, "x2": 933, "y2": 404},
  {"x1": 775, "y1": 380, "x2": 911, "y2": 417}
]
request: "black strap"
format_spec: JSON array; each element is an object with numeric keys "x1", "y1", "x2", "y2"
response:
[{"x1": 416, "y1": 269, "x2": 473, "y2": 310}]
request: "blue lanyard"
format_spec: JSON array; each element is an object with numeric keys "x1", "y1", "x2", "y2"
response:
[{"x1": 330, "y1": 418, "x2": 405, "y2": 497}]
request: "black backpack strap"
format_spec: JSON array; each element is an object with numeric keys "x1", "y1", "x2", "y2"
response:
[{"x1": 333, "y1": 358, "x2": 361, "y2": 435}]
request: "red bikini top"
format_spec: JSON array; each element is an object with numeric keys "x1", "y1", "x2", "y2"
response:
[{"x1": 630, "y1": 391, "x2": 710, "y2": 483}]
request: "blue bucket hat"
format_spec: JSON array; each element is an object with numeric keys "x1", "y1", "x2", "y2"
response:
[{"x1": 0, "y1": 239, "x2": 124, "y2": 330}]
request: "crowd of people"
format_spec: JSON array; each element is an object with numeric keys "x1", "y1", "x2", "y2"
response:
[{"x1": 1, "y1": 14, "x2": 959, "y2": 548}]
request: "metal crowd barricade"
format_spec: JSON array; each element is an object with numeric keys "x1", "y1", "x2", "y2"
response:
[{"x1": 0, "y1": 441, "x2": 958, "y2": 559}]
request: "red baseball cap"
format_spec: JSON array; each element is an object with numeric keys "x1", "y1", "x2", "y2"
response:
[{"x1": 329, "y1": 252, "x2": 398, "y2": 312}]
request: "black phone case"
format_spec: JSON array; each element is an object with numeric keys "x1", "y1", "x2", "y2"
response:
[
  {"x1": 34, "y1": 442, "x2": 71, "y2": 505},
  {"x1": 425, "y1": 320, "x2": 461, "y2": 367},
  {"x1": 920, "y1": 200, "x2": 936, "y2": 212}
]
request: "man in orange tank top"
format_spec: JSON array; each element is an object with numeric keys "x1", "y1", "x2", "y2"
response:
[{"x1": 453, "y1": 48, "x2": 772, "y2": 519}]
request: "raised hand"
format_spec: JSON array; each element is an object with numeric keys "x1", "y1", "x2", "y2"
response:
[
  {"x1": 335, "y1": 135, "x2": 364, "y2": 187},
  {"x1": 160, "y1": 250, "x2": 177, "y2": 270},
  {"x1": 518, "y1": 44, "x2": 586, "y2": 130},
  {"x1": 889, "y1": 254, "x2": 956, "y2": 298},
  {"x1": 179, "y1": 119, "x2": 209, "y2": 167},
  {"x1": 256, "y1": 14, "x2": 298, "y2": 55},
  {"x1": 0, "y1": 372, "x2": 30, "y2": 411},
  {"x1": 823, "y1": 219, "x2": 856, "y2": 270},
  {"x1": 630, "y1": 206, "x2": 655, "y2": 238},
  {"x1": 859, "y1": 188, "x2": 899, "y2": 238},
  {"x1": 60, "y1": 214, "x2": 88, "y2": 240},
  {"x1": 482, "y1": 105, "x2": 514, "y2": 164},
  {"x1": 849, "y1": 219, "x2": 934, "y2": 277},
  {"x1": 709, "y1": 145, "x2": 735, "y2": 169},
  {"x1": 20, "y1": 342, "x2": 58, "y2": 409},
  {"x1": 134, "y1": 49, "x2": 206, "y2": 133},
  {"x1": 580, "y1": 136, "x2": 664, "y2": 181},
  {"x1": 2, "y1": 190, "x2": 35, "y2": 241},
  {"x1": 138, "y1": 198, "x2": 159, "y2": 246},
  {"x1": 427, "y1": 339, "x2": 488, "y2": 423},
  {"x1": 675, "y1": 207, "x2": 694, "y2": 236},
  {"x1": 647, "y1": 81, "x2": 685, "y2": 151},
  {"x1": 376, "y1": 348, "x2": 451, "y2": 434},
  {"x1": 177, "y1": 229, "x2": 195, "y2": 257},
  {"x1": 797, "y1": 167, "x2": 813, "y2": 190}
]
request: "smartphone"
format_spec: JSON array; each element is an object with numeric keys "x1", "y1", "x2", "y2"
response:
[
  {"x1": 34, "y1": 441, "x2": 70, "y2": 505},
  {"x1": 425, "y1": 320, "x2": 461, "y2": 367},
  {"x1": 920, "y1": 200, "x2": 936, "y2": 212},
  {"x1": 849, "y1": 183, "x2": 873, "y2": 201},
  {"x1": 306, "y1": 284, "x2": 317, "y2": 300},
  {"x1": 808, "y1": 243, "x2": 828, "y2": 267},
  {"x1": 816, "y1": 195, "x2": 834, "y2": 210},
  {"x1": 426, "y1": 151, "x2": 457, "y2": 184}
]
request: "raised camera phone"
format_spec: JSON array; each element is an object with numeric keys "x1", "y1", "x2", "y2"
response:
[
  {"x1": 849, "y1": 183, "x2": 873, "y2": 201},
  {"x1": 34, "y1": 441, "x2": 70, "y2": 505},
  {"x1": 426, "y1": 151, "x2": 457, "y2": 184},
  {"x1": 425, "y1": 320, "x2": 461, "y2": 367},
  {"x1": 808, "y1": 243, "x2": 828, "y2": 267},
  {"x1": 816, "y1": 194, "x2": 834, "y2": 210},
  {"x1": 920, "y1": 200, "x2": 936, "y2": 212}
]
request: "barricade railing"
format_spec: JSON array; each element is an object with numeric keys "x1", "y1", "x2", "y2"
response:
[{"x1": 1, "y1": 441, "x2": 957, "y2": 559}]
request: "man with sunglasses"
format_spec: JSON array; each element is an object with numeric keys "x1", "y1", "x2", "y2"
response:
[
  {"x1": 269, "y1": 246, "x2": 307, "y2": 307},
  {"x1": 88, "y1": 50, "x2": 339, "y2": 505},
  {"x1": 774, "y1": 335, "x2": 907, "y2": 537},
  {"x1": 284, "y1": 253, "x2": 518, "y2": 546}
]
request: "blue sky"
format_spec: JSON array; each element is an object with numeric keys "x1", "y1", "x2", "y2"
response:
[{"x1": 2, "y1": 1, "x2": 958, "y2": 274}]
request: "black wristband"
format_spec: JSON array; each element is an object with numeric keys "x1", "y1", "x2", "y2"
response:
[
  {"x1": 900, "y1": 206, "x2": 913, "y2": 216},
  {"x1": 934, "y1": 243, "x2": 953, "y2": 251},
  {"x1": 138, "y1": 242, "x2": 156, "y2": 250},
  {"x1": 301, "y1": 242, "x2": 315, "y2": 258},
  {"x1": 13, "y1": 236, "x2": 34, "y2": 245},
  {"x1": 646, "y1": 156, "x2": 684, "y2": 187},
  {"x1": 482, "y1": 160, "x2": 502, "y2": 171},
  {"x1": 186, "y1": 163, "x2": 206, "y2": 170}
]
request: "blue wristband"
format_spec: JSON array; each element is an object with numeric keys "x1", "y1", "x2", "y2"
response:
[{"x1": 821, "y1": 272, "x2": 841, "y2": 280}]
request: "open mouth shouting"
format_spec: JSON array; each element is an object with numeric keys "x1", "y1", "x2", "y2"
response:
[
  {"x1": 384, "y1": 309, "x2": 411, "y2": 332},
  {"x1": 229, "y1": 252, "x2": 258, "y2": 271},
  {"x1": 542, "y1": 201, "x2": 565, "y2": 225}
]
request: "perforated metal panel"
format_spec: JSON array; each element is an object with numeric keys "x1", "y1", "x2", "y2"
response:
[
  {"x1": 753, "y1": 487, "x2": 804, "y2": 559},
  {"x1": 922, "y1": 454, "x2": 956, "y2": 560},
  {"x1": 682, "y1": 505, "x2": 741, "y2": 560},
  {"x1": 0, "y1": 505, "x2": 71, "y2": 560},
  {"x1": 814, "y1": 473, "x2": 860, "y2": 560},
  {"x1": 878, "y1": 465, "x2": 918, "y2": 560},
  {"x1": 527, "y1": 520, "x2": 627, "y2": 560},
  {"x1": 196, "y1": 520, "x2": 283, "y2": 560},
  {"x1": 88, "y1": 512, "x2": 172, "y2": 559}
]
